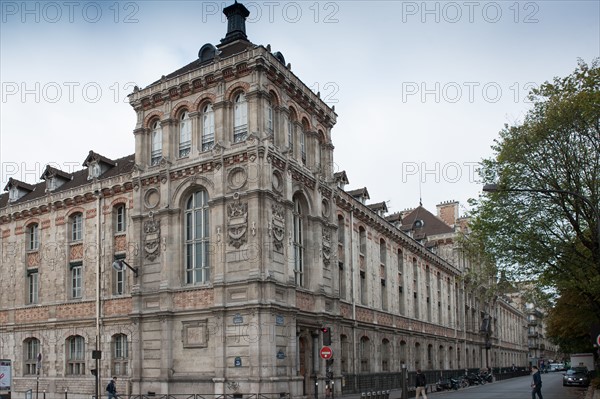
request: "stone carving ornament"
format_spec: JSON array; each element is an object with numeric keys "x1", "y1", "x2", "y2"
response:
[
  {"x1": 144, "y1": 218, "x2": 161, "y2": 260},
  {"x1": 322, "y1": 227, "x2": 331, "y2": 266},
  {"x1": 272, "y1": 203, "x2": 285, "y2": 253},
  {"x1": 228, "y1": 201, "x2": 248, "y2": 248}
]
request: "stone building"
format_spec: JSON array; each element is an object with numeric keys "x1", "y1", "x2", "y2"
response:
[{"x1": 0, "y1": 3, "x2": 529, "y2": 399}]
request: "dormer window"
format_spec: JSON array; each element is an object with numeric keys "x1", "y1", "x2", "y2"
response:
[
  {"x1": 47, "y1": 177, "x2": 58, "y2": 191},
  {"x1": 88, "y1": 161, "x2": 102, "y2": 180},
  {"x1": 9, "y1": 187, "x2": 19, "y2": 202}
]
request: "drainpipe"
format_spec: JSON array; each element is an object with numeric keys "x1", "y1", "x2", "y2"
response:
[
  {"x1": 349, "y1": 207, "x2": 357, "y2": 378},
  {"x1": 95, "y1": 188, "x2": 103, "y2": 399}
]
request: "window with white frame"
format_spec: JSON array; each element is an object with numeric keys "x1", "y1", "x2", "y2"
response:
[
  {"x1": 115, "y1": 204, "x2": 126, "y2": 233},
  {"x1": 26, "y1": 223, "x2": 39, "y2": 251},
  {"x1": 233, "y1": 93, "x2": 248, "y2": 142},
  {"x1": 70, "y1": 213, "x2": 82, "y2": 242},
  {"x1": 179, "y1": 110, "x2": 191, "y2": 157},
  {"x1": 66, "y1": 335, "x2": 85, "y2": 375},
  {"x1": 293, "y1": 197, "x2": 304, "y2": 287},
  {"x1": 112, "y1": 334, "x2": 129, "y2": 376},
  {"x1": 202, "y1": 103, "x2": 215, "y2": 151},
  {"x1": 185, "y1": 190, "x2": 210, "y2": 284},
  {"x1": 70, "y1": 262, "x2": 82, "y2": 298},
  {"x1": 28, "y1": 270, "x2": 38, "y2": 304},
  {"x1": 114, "y1": 259, "x2": 125, "y2": 295},
  {"x1": 24, "y1": 338, "x2": 40, "y2": 375},
  {"x1": 150, "y1": 120, "x2": 162, "y2": 165}
]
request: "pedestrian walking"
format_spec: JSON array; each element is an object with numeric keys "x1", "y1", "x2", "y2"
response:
[
  {"x1": 106, "y1": 376, "x2": 118, "y2": 399},
  {"x1": 415, "y1": 369, "x2": 428, "y2": 399},
  {"x1": 531, "y1": 366, "x2": 543, "y2": 399}
]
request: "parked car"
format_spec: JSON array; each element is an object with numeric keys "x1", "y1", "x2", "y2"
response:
[{"x1": 563, "y1": 367, "x2": 590, "y2": 387}]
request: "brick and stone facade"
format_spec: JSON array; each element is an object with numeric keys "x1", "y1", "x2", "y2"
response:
[{"x1": 0, "y1": 3, "x2": 530, "y2": 399}]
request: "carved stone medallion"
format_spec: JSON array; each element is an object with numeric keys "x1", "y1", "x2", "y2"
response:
[
  {"x1": 144, "y1": 219, "x2": 161, "y2": 261},
  {"x1": 272, "y1": 203, "x2": 285, "y2": 253},
  {"x1": 228, "y1": 201, "x2": 248, "y2": 248}
]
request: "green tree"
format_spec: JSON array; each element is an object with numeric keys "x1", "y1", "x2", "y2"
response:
[{"x1": 469, "y1": 59, "x2": 600, "y2": 321}]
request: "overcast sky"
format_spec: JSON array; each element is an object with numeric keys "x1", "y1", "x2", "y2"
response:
[{"x1": 1, "y1": 1, "x2": 598, "y2": 217}]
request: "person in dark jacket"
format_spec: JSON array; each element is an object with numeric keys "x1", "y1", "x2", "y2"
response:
[
  {"x1": 106, "y1": 376, "x2": 118, "y2": 399},
  {"x1": 531, "y1": 366, "x2": 543, "y2": 399},
  {"x1": 415, "y1": 369, "x2": 428, "y2": 399}
]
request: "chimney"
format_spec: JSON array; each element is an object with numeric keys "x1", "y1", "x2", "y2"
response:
[
  {"x1": 220, "y1": 1, "x2": 250, "y2": 46},
  {"x1": 436, "y1": 200, "x2": 459, "y2": 227}
]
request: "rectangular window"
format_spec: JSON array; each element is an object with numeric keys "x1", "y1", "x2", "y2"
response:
[
  {"x1": 28, "y1": 271, "x2": 38, "y2": 304},
  {"x1": 71, "y1": 214, "x2": 82, "y2": 241},
  {"x1": 116, "y1": 205, "x2": 126, "y2": 233},
  {"x1": 115, "y1": 268, "x2": 125, "y2": 295},
  {"x1": 27, "y1": 224, "x2": 39, "y2": 251},
  {"x1": 71, "y1": 263, "x2": 82, "y2": 298}
]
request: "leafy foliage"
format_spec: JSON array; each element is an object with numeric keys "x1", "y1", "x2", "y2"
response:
[{"x1": 469, "y1": 59, "x2": 600, "y2": 323}]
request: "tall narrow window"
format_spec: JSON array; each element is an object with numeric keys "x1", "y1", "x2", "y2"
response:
[
  {"x1": 300, "y1": 127, "x2": 306, "y2": 164},
  {"x1": 266, "y1": 99, "x2": 273, "y2": 133},
  {"x1": 337, "y1": 215, "x2": 344, "y2": 243},
  {"x1": 66, "y1": 336, "x2": 85, "y2": 375},
  {"x1": 360, "y1": 271, "x2": 367, "y2": 305},
  {"x1": 112, "y1": 334, "x2": 129, "y2": 376},
  {"x1": 115, "y1": 205, "x2": 126, "y2": 233},
  {"x1": 114, "y1": 257, "x2": 125, "y2": 295},
  {"x1": 185, "y1": 190, "x2": 210, "y2": 284},
  {"x1": 71, "y1": 213, "x2": 82, "y2": 241},
  {"x1": 179, "y1": 111, "x2": 191, "y2": 157},
  {"x1": 338, "y1": 262, "x2": 346, "y2": 300},
  {"x1": 70, "y1": 263, "x2": 82, "y2": 298},
  {"x1": 287, "y1": 117, "x2": 295, "y2": 153},
  {"x1": 24, "y1": 338, "x2": 40, "y2": 375},
  {"x1": 202, "y1": 104, "x2": 215, "y2": 151},
  {"x1": 380, "y1": 239, "x2": 387, "y2": 266},
  {"x1": 233, "y1": 93, "x2": 248, "y2": 142},
  {"x1": 150, "y1": 120, "x2": 162, "y2": 165},
  {"x1": 28, "y1": 270, "x2": 38, "y2": 304},
  {"x1": 293, "y1": 197, "x2": 304, "y2": 287},
  {"x1": 26, "y1": 223, "x2": 39, "y2": 251}
]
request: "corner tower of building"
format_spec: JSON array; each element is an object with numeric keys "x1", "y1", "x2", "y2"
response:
[{"x1": 126, "y1": 1, "x2": 337, "y2": 396}]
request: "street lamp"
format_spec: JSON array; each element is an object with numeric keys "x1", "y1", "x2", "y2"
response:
[{"x1": 482, "y1": 183, "x2": 600, "y2": 254}]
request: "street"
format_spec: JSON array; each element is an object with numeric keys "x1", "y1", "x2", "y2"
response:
[{"x1": 428, "y1": 372, "x2": 588, "y2": 399}]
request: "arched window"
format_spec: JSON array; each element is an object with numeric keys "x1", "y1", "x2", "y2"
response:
[
  {"x1": 112, "y1": 334, "x2": 129, "y2": 376},
  {"x1": 150, "y1": 120, "x2": 162, "y2": 165},
  {"x1": 293, "y1": 197, "x2": 304, "y2": 287},
  {"x1": 381, "y1": 339, "x2": 390, "y2": 371},
  {"x1": 26, "y1": 223, "x2": 39, "y2": 251},
  {"x1": 233, "y1": 92, "x2": 248, "y2": 142},
  {"x1": 66, "y1": 335, "x2": 85, "y2": 375},
  {"x1": 266, "y1": 98, "x2": 273, "y2": 133},
  {"x1": 300, "y1": 120, "x2": 307, "y2": 164},
  {"x1": 185, "y1": 190, "x2": 210, "y2": 284},
  {"x1": 414, "y1": 342, "x2": 422, "y2": 369},
  {"x1": 70, "y1": 213, "x2": 83, "y2": 242},
  {"x1": 287, "y1": 110, "x2": 296, "y2": 154},
  {"x1": 399, "y1": 340, "x2": 407, "y2": 365},
  {"x1": 202, "y1": 103, "x2": 215, "y2": 151},
  {"x1": 23, "y1": 338, "x2": 40, "y2": 375},
  {"x1": 114, "y1": 204, "x2": 126, "y2": 233},
  {"x1": 360, "y1": 336, "x2": 371, "y2": 372},
  {"x1": 337, "y1": 214, "x2": 345, "y2": 244},
  {"x1": 179, "y1": 110, "x2": 191, "y2": 157}
]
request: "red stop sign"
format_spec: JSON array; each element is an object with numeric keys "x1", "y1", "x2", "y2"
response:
[{"x1": 320, "y1": 346, "x2": 333, "y2": 359}]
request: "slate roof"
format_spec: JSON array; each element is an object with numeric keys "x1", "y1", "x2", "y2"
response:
[
  {"x1": 0, "y1": 153, "x2": 135, "y2": 209},
  {"x1": 399, "y1": 205, "x2": 454, "y2": 236}
]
